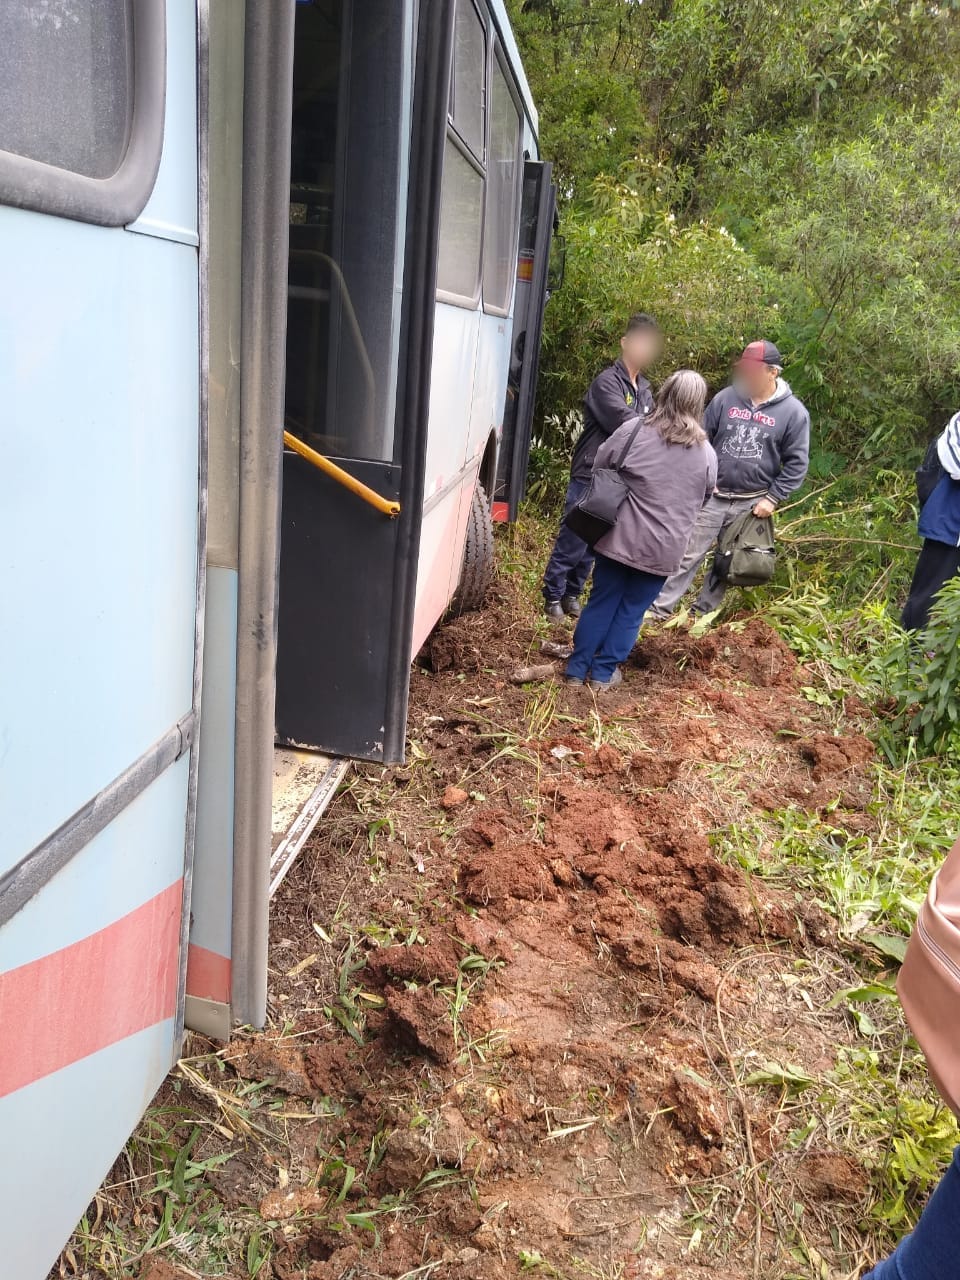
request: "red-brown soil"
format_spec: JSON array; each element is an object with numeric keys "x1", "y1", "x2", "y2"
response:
[
  {"x1": 222, "y1": 586, "x2": 877, "y2": 1279},
  {"x1": 70, "y1": 569, "x2": 886, "y2": 1280}
]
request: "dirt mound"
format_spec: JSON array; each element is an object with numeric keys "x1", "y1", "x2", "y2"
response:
[
  {"x1": 227, "y1": 1035, "x2": 316, "y2": 1098},
  {"x1": 424, "y1": 612, "x2": 488, "y2": 673},
  {"x1": 460, "y1": 838, "x2": 558, "y2": 904},
  {"x1": 457, "y1": 779, "x2": 825, "y2": 1008},
  {"x1": 634, "y1": 618, "x2": 797, "y2": 689},
  {"x1": 366, "y1": 940, "x2": 460, "y2": 987},
  {"x1": 224, "y1": 601, "x2": 877, "y2": 1278},
  {"x1": 138, "y1": 1264, "x2": 200, "y2": 1280}
]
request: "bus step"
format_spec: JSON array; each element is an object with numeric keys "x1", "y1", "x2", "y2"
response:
[{"x1": 270, "y1": 748, "x2": 350, "y2": 897}]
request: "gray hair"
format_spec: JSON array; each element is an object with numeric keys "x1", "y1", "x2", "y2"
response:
[{"x1": 648, "y1": 369, "x2": 708, "y2": 447}]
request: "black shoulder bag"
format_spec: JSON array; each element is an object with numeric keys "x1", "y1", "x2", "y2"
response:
[{"x1": 563, "y1": 418, "x2": 645, "y2": 548}]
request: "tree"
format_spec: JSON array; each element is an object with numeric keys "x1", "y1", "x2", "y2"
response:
[{"x1": 508, "y1": 0, "x2": 960, "y2": 463}]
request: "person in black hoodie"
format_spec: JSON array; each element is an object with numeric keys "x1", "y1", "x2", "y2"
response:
[
  {"x1": 649, "y1": 340, "x2": 810, "y2": 620},
  {"x1": 542, "y1": 313, "x2": 662, "y2": 620}
]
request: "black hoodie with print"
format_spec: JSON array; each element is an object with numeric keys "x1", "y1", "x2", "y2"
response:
[{"x1": 705, "y1": 379, "x2": 810, "y2": 504}]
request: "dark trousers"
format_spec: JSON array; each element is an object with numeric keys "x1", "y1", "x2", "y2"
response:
[
  {"x1": 566, "y1": 553, "x2": 666, "y2": 682},
  {"x1": 543, "y1": 478, "x2": 594, "y2": 603},
  {"x1": 901, "y1": 539, "x2": 960, "y2": 632},
  {"x1": 866, "y1": 1145, "x2": 960, "y2": 1279}
]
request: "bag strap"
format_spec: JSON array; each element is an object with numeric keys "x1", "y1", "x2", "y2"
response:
[{"x1": 614, "y1": 416, "x2": 646, "y2": 471}]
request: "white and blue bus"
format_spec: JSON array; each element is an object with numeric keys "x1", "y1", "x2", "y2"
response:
[{"x1": 0, "y1": 2, "x2": 555, "y2": 1274}]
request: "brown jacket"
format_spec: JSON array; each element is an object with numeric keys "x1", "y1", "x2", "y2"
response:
[{"x1": 593, "y1": 420, "x2": 717, "y2": 576}]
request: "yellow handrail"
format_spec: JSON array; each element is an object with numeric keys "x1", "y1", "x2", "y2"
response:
[{"x1": 283, "y1": 431, "x2": 400, "y2": 518}]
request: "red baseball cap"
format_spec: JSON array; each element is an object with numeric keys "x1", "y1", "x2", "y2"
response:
[{"x1": 735, "y1": 340, "x2": 783, "y2": 367}]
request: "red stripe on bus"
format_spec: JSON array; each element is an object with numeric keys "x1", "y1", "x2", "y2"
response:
[
  {"x1": 186, "y1": 942, "x2": 231, "y2": 1004},
  {"x1": 0, "y1": 881, "x2": 182, "y2": 1098}
]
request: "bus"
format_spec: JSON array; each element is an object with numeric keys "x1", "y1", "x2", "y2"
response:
[{"x1": 0, "y1": 2, "x2": 555, "y2": 1275}]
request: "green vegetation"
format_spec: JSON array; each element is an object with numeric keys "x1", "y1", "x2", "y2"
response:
[{"x1": 508, "y1": 0, "x2": 960, "y2": 458}]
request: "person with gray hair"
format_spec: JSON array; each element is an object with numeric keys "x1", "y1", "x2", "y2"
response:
[
  {"x1": 564, "y1": 370, "x2": 717, "y2": 690},
  {"x1": 648, "y1": 340, "x2": 810, "y2": 621}
]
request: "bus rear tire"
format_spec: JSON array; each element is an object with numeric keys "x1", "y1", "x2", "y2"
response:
[{"x1": 451, "y1": 481, "x2": 495, "y2": 614}]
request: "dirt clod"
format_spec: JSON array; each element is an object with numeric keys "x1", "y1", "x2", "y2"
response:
[
  {"x1": 138, "y1": 1264, "x2": 200, "y2": 1280},
  {"x1": 799, "y1": 1151, "x2": 869, "y2": 1202},
  {"x1": 460, "y1": 839, "x2": 558, "y2": 904},
  {"x1": 382, "y1": 985, "x2": 457, "y2": 1063},
  {"x1": 800, "y1": 732, "x2": 875, "y2": 781},
  {"x1": 259, "y1": 1185, "x2": 325, "y2": 1221},
  {"x1": 441, "y1": 784, "x2": 471, "y2": 809}
]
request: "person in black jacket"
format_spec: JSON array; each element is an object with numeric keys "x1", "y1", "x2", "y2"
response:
[{"x1": 542, "y1": 314, "x2": 662, "y2": 619}]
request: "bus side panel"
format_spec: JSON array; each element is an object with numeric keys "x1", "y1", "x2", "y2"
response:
[
  {"x1": 0, "y1": 2, "x2": 201, "y2": 1272},
  {"x1": 0, "y1": 222, "x2": 200, "y2": 865},
  {"x1": 412, "y1": 501, "x2": 457, "y2": 657},
  {"x1": 414, "y1": 296, "x2": 516, "y2": 651},
  {"x1": 0, "y1": 1029, "x2": 177, "y2": 1277},
  {"x1": 424, "y1": 305, "x2": 482, "y2": 506},
  {"x1": 467, "y1": 310, "x2": 514, "y2": 472},
  {"x1": 412, "y1": 484, "x2": 474, "y2": 657},
  {"x1": 415, "y1": 304, "x2": 481, "y2": 644},
  {"x1": 0, "y1": 759, "x2": 190, "y2": 1280}
]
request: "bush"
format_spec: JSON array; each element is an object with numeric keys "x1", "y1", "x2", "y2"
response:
[
  {"x1": 896, "y1": 575, "x2": 960, "y2": 753},
  {"x1": 537, "y1": 171, "x2": 777, "y2": 449},
  {"x1": 702, "y1": 91, "x2": 960, "y2": 457}
]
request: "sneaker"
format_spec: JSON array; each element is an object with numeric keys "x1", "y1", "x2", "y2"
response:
[
  {"x1": 587, "y1": 667, "x2": 623, "y2": 692},
  {"x1": 544, "y1": 599, "x2": 564, "y2": 621},
  {"x1": 561, "y1": 594, "x2": 582, "y2": 619},
  {"x1": 563, "y1": 674, "x2": 585, "y2": 688}
]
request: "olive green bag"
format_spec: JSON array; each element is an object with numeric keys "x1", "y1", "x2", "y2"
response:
[{"x1": 712, "y1": 511, "x2": 776, "y2": 587}]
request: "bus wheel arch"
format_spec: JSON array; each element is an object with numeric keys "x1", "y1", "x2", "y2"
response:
[{"x1": 479, "y1": 432, "x2": 498, "y2": 508}]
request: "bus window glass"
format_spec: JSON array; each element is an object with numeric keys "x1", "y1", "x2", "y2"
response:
[
  {"x1": 451, "y1": 0, "x2": 485, "y2": 161},
  {"x1": 482, "y1": 59, "x2": 521, "y2": 314},
  {"x1": 285, "y1": 0, "x2": 406, "y2": 463},
  {"x1": 0, "y1": 1, "x2": 132, "y2": 178},
  {"x1": 437, "y1": 140, "x2": 484, "y2": 302}
]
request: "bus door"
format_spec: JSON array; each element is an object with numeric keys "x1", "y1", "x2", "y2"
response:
[
  {"x1": 0, "y1": 4, "x2": 201, "y2": 1276},
  {"x1": 494, "y1": 161, "x2": 556, "y2": 521},
  {"x1": 275, "y1": 0, "x2": 451, "y2": 764}
]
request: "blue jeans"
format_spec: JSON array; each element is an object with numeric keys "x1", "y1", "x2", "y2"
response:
[
  {"x1": 566, "y1": 553, "x2": 666, "y2": 682},
  {"x1": 543, "y1": 478, "x2": 594, "y2": 603},
  {"x1": 866, "y1": 1146, "x2": 960, "y2": 1279}
]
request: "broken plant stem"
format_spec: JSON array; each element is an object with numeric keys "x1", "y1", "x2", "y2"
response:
[{"x1": 715, "y1": 958, "x2": 765, "y2": 1280}]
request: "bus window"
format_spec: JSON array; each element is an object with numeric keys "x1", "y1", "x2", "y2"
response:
[
  {"x1": 450, "y1": 0, "x2": 486, "y2": 160},
  {"x1": 284, "y1": 0, "x2": 406, "y2": 464},
  {"x1": 437, "y1": 0, "x2": 487, "y2": 306},
  {"x1": 482, "y1": 56, "x2": 522, "y2": 315},
  {"x1": 437, "y1": 143, "x2": 484, "y2": 303},
  {"x1": 0, "y1": 1, "x2": 132, "y2": 178}
]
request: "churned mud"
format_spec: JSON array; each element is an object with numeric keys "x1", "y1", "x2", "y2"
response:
[{"x1": 64, "y1": 562, "x2": 888, "y2": 1280}]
